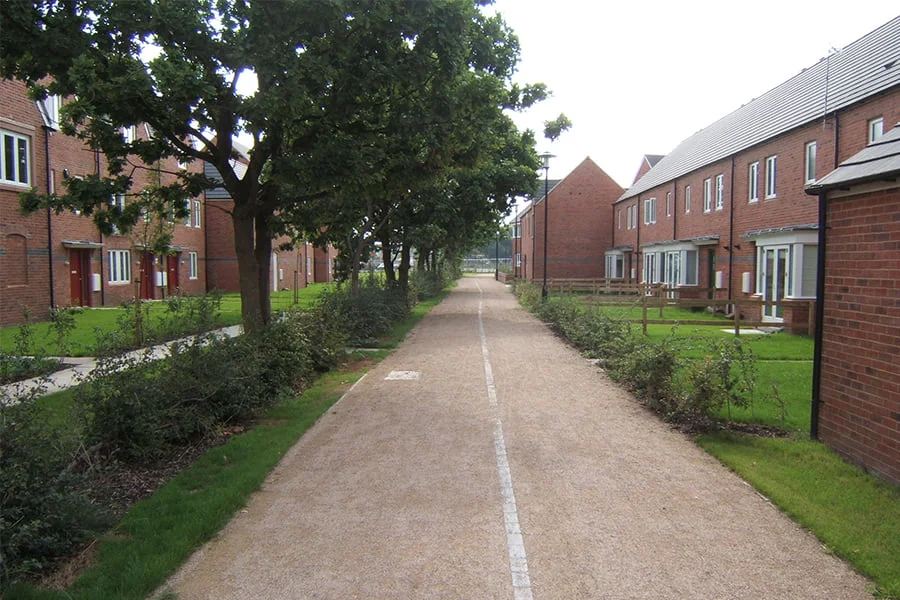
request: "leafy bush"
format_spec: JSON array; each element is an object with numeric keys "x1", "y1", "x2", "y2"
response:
[
  {"x1": 680, "y1": 338, "x2": 758, "y2": 420},
  {"x1": 409, "y1": 269, "x2": 451, "y2": 301},
  {"x1": 513, "y1": 281, "x2": 542, "y2": 310},
  {"x1": 0, "y1": 393, "x2": 108, "y2": 587},
  {"x1": 77, "y1": 313, "x2": 337, "y2": 462},
  {"x1": 315, "y1": 283, "x2": 410, "y2": 347},
  {"x1": 607, "y1": 336, "x2": 679, "y2": 412}
]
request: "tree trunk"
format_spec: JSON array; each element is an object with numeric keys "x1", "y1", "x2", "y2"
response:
[
  {"x1": 398, "y1": 239, "x2": 411, "y2": 294},
  {"x1": 381, "y1": 234, "x2": 395, "y2": 285},
  {"x1": 254, "y1": 215, "x2": 273, "y2": 326},
  {"x1": 233, "y1": 207, "x2": 265, "y2": 333}
]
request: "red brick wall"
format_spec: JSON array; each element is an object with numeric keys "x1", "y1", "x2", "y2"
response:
[
  {"x1": 526, "y1": 157, "x2": 623, "y2": 282},
  {"x1": 1, "y1": 80, "x2": 49, "y2": 325},
  {"x1": 819, "y1": 186, "x2": 900, "y2": 484},
  {"x1": 2, "y1": 80, "x2": 210, "y2": 325}
]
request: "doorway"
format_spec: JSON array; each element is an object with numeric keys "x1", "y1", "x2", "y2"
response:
[
  {"x1": 68, "y1": 249, "x2": 92, "y2": 307},
  {"x1": 139, "y1": 252, "x2": 155, "y2": 300},
  {"x1": 761, "y1": 246, "x2": 790, "y2": 320},
  {"x1": 166, "y1": 254, "x2": 180, "y2": 296}
]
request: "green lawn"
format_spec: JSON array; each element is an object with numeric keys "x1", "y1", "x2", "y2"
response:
[
  {"x1": 698, "y1": 433, "x2": 900, "y2": 598},
  {"x1": 0, "y1": 285, "x2": 333, "y2": 357}
]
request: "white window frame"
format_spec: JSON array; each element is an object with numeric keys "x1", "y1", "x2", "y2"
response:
[
  {"x1": 617, "y1": 209, "x2": 622, "y2": 230},
  {"x1": 108, "y1": 249, "x2": 132, "y2": 284},
  {"x1": 715, "y1": 174, "x2": 725, "y2": 210},
  {"x1": 122, "y1": 125, "x2": 136, "y2": 144},
  {"x1": 193, "y1": 199, "x2": 201, "y2": 228},
  {"x1": 703, "y1": 178, "x2": 712, "y2": 213},
  {"x1": 666, "y1": 192, "x2": 672, "y2": 217},
  {"x1": 684, "y1": 185, "x2": 691, "y2": 213},
  {"x1": 626, "y1": 204, "x2": 633, "y2": 229},
  {"x1": 868, "y1": 117, "x2": 884, "y2": 143},
  {"x1": 1, "y1": 129, "x2": 31, "y2": 187},
  {"x1": 184, "y1": 200, "x2": 192, "y2": 227},
  {"x1": 516, "y1": 252, "x2": 521, "y2": 267},
  {"x1": 765, "y1": 155, "x2": 777, "y2": 199},
  {"x1": 188, "y1": 251, "x2": 199, "y2": 280},
  {"x1": 641, "y1": 243, "x2": 699, "y2": 288},
  {"x1": 748, "y1": 161, "x2": 759, "y2": 203},
  {"x1": 643, "y1": 197, "x2": 657, "y2": 225},
  {"x1": 805, "y1": 142, "x2": 817, "y2": 184},
  {"x1": 605, "y1": 252, "x2": 625, "y2": 279}
]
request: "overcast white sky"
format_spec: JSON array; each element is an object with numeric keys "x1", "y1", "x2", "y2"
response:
[{"x1": 491, "y1": 1, "x2": 899, "y2": 190}]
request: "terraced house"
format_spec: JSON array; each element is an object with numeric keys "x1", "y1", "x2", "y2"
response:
[
  {"x1": 608, "y1": 15, "x2": 900, "y2": 332},
  {"x1": 0, "y1": 80, "x2": 207, "y2": 326}
]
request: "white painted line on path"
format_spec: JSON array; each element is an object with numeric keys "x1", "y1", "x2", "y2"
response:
[{"x1": 476, "y1": 281, "x2": 534, "y2": 600}]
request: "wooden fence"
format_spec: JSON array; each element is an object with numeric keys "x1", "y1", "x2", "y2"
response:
[{"x1": 546, "y1": 278, "x2": 815, "y2": 336}]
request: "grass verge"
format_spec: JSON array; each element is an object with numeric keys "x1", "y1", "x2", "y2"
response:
[{"x1": 697, "y1": 433, "x2": 900, "y2": 598}]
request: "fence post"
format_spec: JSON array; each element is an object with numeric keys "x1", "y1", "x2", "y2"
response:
[
  {"x1": 642, "y1": 286, "x2": 648, "y2": 335},
  {"x1": 659, "y1": 285, "x2": 665, "y2": 318}
]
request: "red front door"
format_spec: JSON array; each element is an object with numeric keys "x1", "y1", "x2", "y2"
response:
[
  {"x1": 139, "y1": 252, "x2": 155, "y2": 300},
  {"x1": 68, "y1": 249, "x2": 92, "y2": 307},
  {"x1": 166, "y1": 255, "x2": 179, "y2": 295}
]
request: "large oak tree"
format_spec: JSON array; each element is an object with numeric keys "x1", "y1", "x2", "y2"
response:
[{"x1": 1, "y1": 0, "x2": 549, "y2": 327}]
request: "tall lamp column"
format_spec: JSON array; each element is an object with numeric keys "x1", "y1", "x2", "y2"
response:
[{"x1": 539, "y1": 152, "x2": 554, "y2": 299}]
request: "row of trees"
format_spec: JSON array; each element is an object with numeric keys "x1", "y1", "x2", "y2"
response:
[{"x1": 1, "y1": 0, "x2": 567, "y2": 330}]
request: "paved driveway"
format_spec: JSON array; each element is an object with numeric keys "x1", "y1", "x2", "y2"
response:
[{"x1": 163, "y1": 276, "x2": 872, "y2": 599}]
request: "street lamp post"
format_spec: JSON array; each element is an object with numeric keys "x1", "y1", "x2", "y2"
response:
[
  {"x1": 495, "y1": 232, "x2": 500, "y2": 280},
  {"x1": 539, "y1": 152, "x2": 554, "y2": 299}
]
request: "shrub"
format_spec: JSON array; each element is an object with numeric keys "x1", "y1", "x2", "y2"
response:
[
  {"x1": 315, "y1": 283, "x2": 410, "y2": 347},
  {"x1": 0, "y1": 392, "x2": 108, "y2": 587},
  {"x1": 77, "y1": 314, "x2": 336, "y2": 462},
  {"x1": 680, "y1": 338, "x2": 758, "y2": 421},
  {"x1": 513, "y1": 281, "x2": 542, "y2": 310},
  {"x1": 607, "y1": 336, "x2": 679, "y2": 412},
  {"x1": 409, "y1": 269, "x2": 450, "y2": 301}
]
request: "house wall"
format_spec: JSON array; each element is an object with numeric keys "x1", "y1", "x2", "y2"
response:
[
  {"x1": 522, "y1": 158, "x2": 623, "y2": 283},
  {"x1": 611, "y1": 85, "x2": 900, "y2": 329},
  {"x1": 0, "y1": 79, "x2": 51, "y2": 325},
  {"x1": 1, "y1": 79, "x2": 212, "y2": 325},
  {"x1": 819, "y1": 185, "x2": 900, "y2": 484}
]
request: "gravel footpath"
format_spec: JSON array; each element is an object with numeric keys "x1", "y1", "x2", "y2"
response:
[{"x1": 161, "y1": 276, "x2": 872, "y2": 599}]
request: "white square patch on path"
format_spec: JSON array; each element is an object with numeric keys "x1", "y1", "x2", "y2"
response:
[{"x1": 385, "y1": 371, "x2": 420, "y2": 381}]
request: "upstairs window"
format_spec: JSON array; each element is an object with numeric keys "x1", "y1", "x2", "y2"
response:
[
  {"x1": 805, "y1": 142, "x2": 817, "y2": 184},
  {"x1": 643, "y1": 197, "x2": 657, "y2": 225},
  {"x1": 868, "y1": 117, "x2": 884, "y2": 143},
  {"x1": 122, "y1": 125, "x2": 136, "y2": 144},
  {"x1": 748, "y1": 162, "x2": 759, "y2": 202},
  {"x1": 684, "y1": 185, "x2": 691, "y2": 213},
  {"x1": 666, "y1": 192, "x2": 672, "y2": 217},
  {"x1": 703, "y1": 178, "x2": 712, "y2": 213},
  {"x1": 765, "y1": 155, "x2": 778, "y2": 199},
  {"x1": 193, "y1": 199, "x2": 201, "y2": 228},
  {"x1": 715, "y1": 174, "x2": 725, "y2": 210},
  {"x1": 1, "y1": 130, "x2": 31, "y2": 187}
]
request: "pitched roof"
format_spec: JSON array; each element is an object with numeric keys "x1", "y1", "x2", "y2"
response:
[
  {"x1": 807, "y1": 124, "x2": 900, "y2": 192},
  {"x1": 620, "y1": 15, "x2": 900, "y2": 202}
]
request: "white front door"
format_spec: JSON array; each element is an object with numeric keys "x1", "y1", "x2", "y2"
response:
[{"x1": 761, "y1": 246, "x2": 790, "y2": 320}]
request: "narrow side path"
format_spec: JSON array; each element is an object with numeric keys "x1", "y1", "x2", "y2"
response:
[{"x1": 162, "y1": 277, "x2": 872, "y2": 599}]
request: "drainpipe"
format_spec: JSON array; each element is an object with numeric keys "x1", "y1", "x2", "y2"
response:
[
  {"x1": 672, "y1": 179, "x2": 678, "y2": 241},
  {"x1": 833, "y1": 113, "x2": 840, "y2": 168},
  {"x1": 635, "y1": 196, "x2": 641, "y2": 283},
  {"x1": 727, "y1": 156, "x2": 736, "y2": 301},
  {"x1": 43, "y1": 126, "x2": 56, "y2": 309},
  {"x1": 810, "y1": 190, "x2": 828, "y2": 440},
  {"x1": 96, "y1": 148, "x2": 105, "y2": 306}
]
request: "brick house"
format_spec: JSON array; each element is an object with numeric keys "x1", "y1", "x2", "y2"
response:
[
  {"x1": 609, "y1": 16, "x2": 900, "y2": 331},
  {"x1": 514, "y1": 157, "x2": 623, "y2": 284},
  {"x1": 1, "y1": 80, "x2": 206, "y2": 326},
  {"x1": 805, "y1": 124, "x2": 900, "y2": 485}
]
